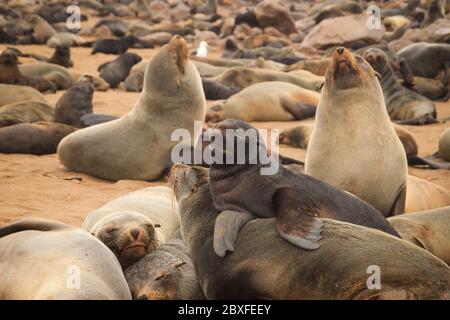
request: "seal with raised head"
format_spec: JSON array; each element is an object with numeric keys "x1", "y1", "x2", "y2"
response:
[
  {"x1": 82, "y1": 187, "x2": 180, "y2": 269},
  {"x1": 0, "y1": 49, "x2": 57, "y2": 93},
  {"x1": 199, "y1": 119, "x2": 399, "y2": 257},
  {"x1": 47, "y1": 45, "x2": 73, "y2": 68},
  {"x1": 206, "y1": 81, "x2": 318, "y2": 123},
  {"x1": 25, "y1": 14, "x2": 56, "y2": 44},
  {"x1": 0, "y1": 218, "x2": 131, "y2": 299},
  {"x1": 55, "y1": 75, "x2": 93, "y2": 128},
  {"x1": 99, "y1": 52, "x2": 142, "y2": 88},
  {"x1": 0, "y1": 121, "x2": 76, "y2": 155},
  {"x1": 57, "y1": 35, "x2": 206, "y2": 181},
  {"x1": 305, "y1": 47, "x2": 408, "y2": 217},
  {"x1": 363, "y1": 48, "x2": 436, "y2": 125},
  {"x1": 169, "y1": 165, "x2": 450, "y2": 299},
  {"x1": 124, "y1": 231, "x2": 204, "y2": 300}
]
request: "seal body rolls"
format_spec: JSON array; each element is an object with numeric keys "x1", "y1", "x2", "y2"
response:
[
  {"x1": 306, "y1": 48, "x2": 408, "y2": 217},
  {"x1": 82, "y1": 186, "x2": 180, "y2": 269},
  {"x1": 57, "y1": 35, "x2": 206, "y2": 181},
  {"x1": 170, "y1": 166, "x2": 450, "y2": 300},
  {"x1": 0, "y1": 218, "x2": 131, "y2": 299}
]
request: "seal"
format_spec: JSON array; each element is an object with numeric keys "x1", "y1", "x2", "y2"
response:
[
  {"x1": 213, "y1": 66, "x2": 324, "y2": 92},
  {"x1": 99, "y1": 52, "x2": 142, "y2": 88},
  {"x1": 406, "y1": 175, "x2": 450, "y2": 213},
  {"x1": 421, "y1": 0, "x2": 445, "y2": 27},
  {"x1": 196, "y1": 119, "x2": 399, "y2": 257},
  {"x1": 57, "y1": 35, "x2": 206, "y2": 181},
  {"x1": 201, "y1": 78, "x2": 239, "y2": 100},
  {"x1": 169, "y1": 165, "x2": 450, "y2": 299},
  {"x1": 0, "y1": 84, "x2": 46, "y2": 106},
  {"x1": 0, "y1": 100, "x2": 54, "y2": 128},
  {"x1": 0, "y1": 218, "x2": 132, "y2": 299},
  {"x1": 25, "y1": 14, "x2": 56, "y2": 44},
  {"x1": 206, "y1": 81, "x2": 319, "y2": 123},
  {"x1": 18, "y1": 62, "x2": 74, "y2": 90},
  {"x1": 91, "y1": 35, "x2": 139, "y2": 54},
  {"x1": 0, "y1": 49, "x2": 57, "y2": 93},
  {"x1": 55, "y1": 75, "x2": 93, "y2": 128},
  {"x1": 0, "y1": 121, "x2": 76, "y2": 155},
  {"x1": 47, "y1": 45, "x2": 73, "y2": 68},
  {"x1": 305, "y1": 47, "x2": 408, "y2": 217},
  {"x1": 363, "y1": 48, "x2": 437, "y2": 125},
  {"x1": 439, "y1": 128, "x2": 450, "y2": 162},
  {"x1": 124, "y1": 231, "x2": 205, "y2": 300},
  {"x1": 388, "y1": 206, "x2": 450, "y2": 265},
  {"x1": 82, "y1": 187, "x2": 180, "y2": 269}
]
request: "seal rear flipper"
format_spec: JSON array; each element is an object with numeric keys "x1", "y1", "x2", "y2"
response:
[
  {"x1": 273, "y1": 187, "x2": 323, "y2": 250},
  {"x1": 388, "y1": 185, "x2": 407, "y2": 217},
  {"x1": 408, "y1": 154, "x2": 450, "y2": 169},
  {"x1": 0, "y1": 218, "x2": 70, "y2": 238},
  {"x1": 213, "y1": 210, "x2": 254, "y2": 257},
  {"x1": 80, "y1": 113, "x2": 118, "y2": 127},
  {"x1": 281, "y1": 100, "x2": 317, "y2": 120}
]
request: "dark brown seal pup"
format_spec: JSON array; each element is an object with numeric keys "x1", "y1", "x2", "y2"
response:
[
  {"x1": 363, "y1": 48, "x2": 437, "y2": 125},
  {"x1": 201, "y1": 78, "x2": 239, "y2": 100},
  {"x1": 170, "y1": 165, "x2": 450, "y2": 299},
  {"x1": 99, "y1": 53, "x2": 142, "y2": 88},
  {"x1": 0, "y1": 121, "x2": 76, "y2": 155},
  {"x1": 0, "y1": 49, "x2": 57, "y2": 93},
  {"x1": 91, "y1": 35, "x2": 139, "y2": 55},
  {"x1": 203, "y1": 119, "x2": 399, "y2": 257},
  {"x1": 124, "y1": 231, "x2": 205, "y2": 300},
  {"x1": 47, "y1": 45, "x2": 73, "y2": 68},
  {"x1": 55, "y1": 75, "x2": 94, "y2": 128}
]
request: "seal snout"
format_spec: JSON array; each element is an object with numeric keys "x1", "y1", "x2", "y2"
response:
[{"x1": 332, "y1": 47, "x2": 355, "y2": 73}]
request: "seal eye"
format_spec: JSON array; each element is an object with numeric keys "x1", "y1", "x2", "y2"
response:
[{"x1": 105, "y1": 227, "x2": 118, "y2": 234}]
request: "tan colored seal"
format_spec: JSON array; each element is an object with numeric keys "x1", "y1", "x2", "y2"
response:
[
  {"x1": 0, "y1": 84, "x2": 46, "y2": 107},
  {"x1": 0, "y1": 218, "x2": 131, "y2": 299},
  {"x1": 0, "y1": 100, "x2": 54, "y2": 128},
  {"x1": 305, "y1": 47, "x2": 408, "y2": 217},
  {"x1": 406, "y1": 175, "x2": 450, "y2": 213},
  {"x1": 57, "y1": 35, "x2": 206, "y2": 181}
]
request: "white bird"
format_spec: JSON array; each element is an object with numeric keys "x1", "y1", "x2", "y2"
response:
[{"x1": 196, "y1": 41, "x2": 208, "y2": 57}]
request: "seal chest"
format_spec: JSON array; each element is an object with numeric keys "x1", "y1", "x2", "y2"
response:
[{"x1": 305, "y1": 47, "x2": 407, "y2": 217}]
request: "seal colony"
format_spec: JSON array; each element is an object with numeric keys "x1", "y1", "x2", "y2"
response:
[{"x1": 1, "y1": 0, "x2": 450, "y2": 301}]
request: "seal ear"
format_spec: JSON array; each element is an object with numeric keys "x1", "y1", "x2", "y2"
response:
[
  {"x1": 273, "y1": 187, "x2": 323, "y2": 250},
  {"x1": 154, "y1": 224, "x2": 161, "y2": 228}
]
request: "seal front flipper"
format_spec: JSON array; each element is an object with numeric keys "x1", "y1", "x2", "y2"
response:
[
  {"x1": 273, "y1": 187, "x2": 323, "y2": 250},
  {"x1": 281, "y1": 99, "x2": 317, "y2": 120},
  {"x1": 213, "y1": 210, "x2": 254, "y2": 257},
  {"x1": 388, "y1": 185, "x2": 407, "y2": 217}
]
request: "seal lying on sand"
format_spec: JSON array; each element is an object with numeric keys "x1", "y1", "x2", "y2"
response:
[
  {"x1": 99, "y1": 53, "x2": 142, "y2": 88},
  {"x1": 0, "y1": 49, "x2": 57, "y2": 93},
  {"x1": 82, "y1": 187, "x2": 180, "y2": 269},
  {"x1": 306, "y1": 47, "x2": 408, "y2": 217},
  {"x1": 170, "y1": 165, "x2": 450, "y2": 299},
  {"x1": 0, "y1": 100, "x2": 54, "y2": 128},
  {"x1": 18, "y1": 62, "x2": 74, "y2": 90},
  {"x1": 57, "y1": 35, "x2": 206, "y2": 181},
  {"x1": 0, "y1": 84, "x2": 46, "y2": 106},
  {"x1": 198, "y1": 119, "x2": 399, "y2": 257},
  {"x1": 0, "y1": 122, "x2": 76, "y2": 155},
  {"x1": 206, "y1": 81, "x2": 319, "y2": 122},
  {"x1": 363, "y1": 48, "x2": 436, "y2": 125},
  {"x1": 124, "y1": 231, "x2": 204, "y2": 300},
  {"x1": 0, "y1": 218, "x2": 131, "y2": 299}
]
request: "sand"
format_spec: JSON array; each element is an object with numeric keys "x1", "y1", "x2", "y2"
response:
[{"x1": 0, "y1": 44, "x2": 449, "y2": 227}]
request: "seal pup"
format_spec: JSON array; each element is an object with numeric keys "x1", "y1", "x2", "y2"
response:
[
  {"x1": 91, "y1": 35, "x2": 139, "y2": 55},
  {"x1": 206, "y1": 82, "x2": 319, "y2": 123},
  {"x1": 55, "y1": 75, "x2": 93, "y2": 128},
  {"x1": 363, "y1": 48, "x2": 437, "y2": 125},
  {"x1": 0, "y1": 49, "x2": 57, "y2": 93},
  {"x1": 57, "y1": 35, "x2": 206, "y2": 181},
  {"x1": 124, "y1": 231, "x2": 204, "y2": 300},
  {"x1": 25, "y1": 14, "x2": 56, "y2": 44},
  {"x1": 0, "y1": 218, "x2": 131, "y2": 299},
  {"x1": 201, "y1": 78, "x2": 239, "y2": 100},
  {"x1": 388, "y1": 206, "x2": 450, "y2": 265},
  {"x1": 0, "y1": 122, "x2": 76, "y2": 155},
  {"x1": 99, "y1": 52, "x2": 142, "y2": 88},
  {"x1": 48, "y1": 45, "x2": 73, "y2": 68},
  {"x1": 306, "y1": 48, "x2": 408, "y2": 217},
  {"x1": 18, "y1": 62, "x2": 74, "y2": 90},
  {"x1": 0, "y1": 84, "x2": 46, "y2": 106},
  {"x1": 0, "y1": 100, "x2": 54, "y2": 128},
  {"x1": 200, "y1": 119, "x2": 399, "y2": 257},
  {"x1": 82, "y1": 187, "x2": 180, "y2": 269},
  {"x1": 170, "y1": 165, "x2": 450, "y2": 299}
]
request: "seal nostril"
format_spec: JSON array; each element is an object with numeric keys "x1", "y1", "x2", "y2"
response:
[
  {"x1": 130, "y1": 228, "x2": 140, "y2": 239},
  {"x1": 337, "y1": 47, "x2": 344, "y2": 54}
]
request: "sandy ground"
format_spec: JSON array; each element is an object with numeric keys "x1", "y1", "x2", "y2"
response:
[{"x1": 0, "y1": 44, "x2": 449, "y2": 227}]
